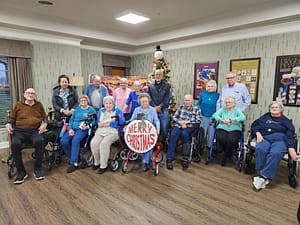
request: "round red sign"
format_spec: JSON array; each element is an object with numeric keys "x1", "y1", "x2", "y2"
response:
[{"x1": 124, "y1": 120, "x2": 158, "y2": 153}]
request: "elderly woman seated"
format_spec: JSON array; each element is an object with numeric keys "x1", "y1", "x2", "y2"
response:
[
  {"x1": 60, "y1": 95, "x2": 96, "y2": 173},
  {"x1": 90, "y1": 96, "x2": 125, "y2": 174},
  {"x1": 252, "y1": 101, "x2": 298, "y2": 190},
  {"x1": 130, "y1": 93, "x2": 160, "y2": 172},
  {"x1": 212, "y1": 96, "x2": 246, "y2": 166}
]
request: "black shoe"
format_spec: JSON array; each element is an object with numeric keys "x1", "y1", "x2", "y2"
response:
[
  {"x1": 181, "y1": 157, "x2": 190, "y2": 169},
  {"x1": 14, "y1": 171, "x2": 28, "y2": 184},
  {"x1": 166, "y1": 160, "x2": 173, "y2": 170},
  {"x1": 34, "y1": 170, "x2": 45, "y2": 181},
  {"x1": 91, "y1": 164, "x2": 100, "y2": 170},
  {"x1": 67, "y1": 164, "x2": 78, "y2": 173},
  {"x1": 221, "y1": 157, "x2": 226, "y2": 166},
  {"x1": 98, "y1": 167, "x2": 108, "y2": 174}
]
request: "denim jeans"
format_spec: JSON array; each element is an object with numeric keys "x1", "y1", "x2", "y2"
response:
[
  {"x1": 255, "y1": 133, "x2": 287, "y2": 180},
  {"x1": 60, "y1": 129, "x2": 88, "y2": 164},
  {"x1": 157, "y1": 108, "x2": 169, "y2": 140},
  {"x1": 201, "y1": 116, "x2": 214, "y2": 148},
  {"x1": 166, "y1": 126, "x2": 194, "y2": 160}
]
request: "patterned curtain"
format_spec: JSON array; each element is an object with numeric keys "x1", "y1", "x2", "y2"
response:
[{"x1": 8, "y1": 57, "x2": 33, "y2": 108}]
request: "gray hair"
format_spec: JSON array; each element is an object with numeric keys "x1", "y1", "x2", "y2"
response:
[
  {"x1": 79, "y1": 95, "x2": 89, "y2": 103},
  {"x1": 138, "y1": 93, "x2": 150, "y2": 104},
  {"x1": 103, "y1": 95, "x2": 114, "y2": 104},
  {"x1": 269, "y1": 101, "x2": 284, "y2": 113},
  {"x1": 206, "y1": 80, "x2": 217, "y2": 91}
]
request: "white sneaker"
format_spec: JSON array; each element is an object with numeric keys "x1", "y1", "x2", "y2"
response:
[{"x1": 253, "y1": 176, "x2": 269, "y2": 190}]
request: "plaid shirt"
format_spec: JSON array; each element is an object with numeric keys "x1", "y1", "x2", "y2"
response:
[{"x1": 172, "y1": 103, "x2": 201, "y2": 128}]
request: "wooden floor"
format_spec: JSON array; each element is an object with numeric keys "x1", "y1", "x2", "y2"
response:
[{"x1": 0, "y1": 148, "x2": 299, "y2": 225}]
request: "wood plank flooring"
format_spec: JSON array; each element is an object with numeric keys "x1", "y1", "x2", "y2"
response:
[{"x1": 0, "y1": 148, "x2": 299, "y2": 225}]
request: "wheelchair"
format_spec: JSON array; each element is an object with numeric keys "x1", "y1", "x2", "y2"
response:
[
  {"x1": 205, "y1": 119, "x2": 245, "y2": 171},
  {"x1": 243, "y1": 131, "x2": 299, "y2": 188},
  {"x1": 6, "y1": 110, "x2": 53, "y2": 179},
  {"x1": 7, "y1": 133, "x2": 51, "y2": 179},
  {"x1": 120, "y1": 119, "x2": 162, "y2": 176},
  {"x1": 166, "y1": 124, "x2": 205, "y2": 169}
]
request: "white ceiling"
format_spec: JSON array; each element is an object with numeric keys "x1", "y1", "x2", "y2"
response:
[{"x1": 1, "y1": 0, "x2": 300, "y2": 55}]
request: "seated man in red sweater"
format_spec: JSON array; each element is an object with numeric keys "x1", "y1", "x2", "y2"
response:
[{"x1": 5, "y1": 88, "x2": 48, "y2": 184}]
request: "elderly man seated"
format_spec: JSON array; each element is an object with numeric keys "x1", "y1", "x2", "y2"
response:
[
  {"x1": 166, "y1": 94, "x2": 201, "y2": 169},
  {"x1": 5, "y1": 88, "x2": 48, "y2": 184}
]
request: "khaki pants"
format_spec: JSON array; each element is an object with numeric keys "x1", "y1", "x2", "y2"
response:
[{"x1": 90, "y1": 129, "x2": 118, "y2": 169}]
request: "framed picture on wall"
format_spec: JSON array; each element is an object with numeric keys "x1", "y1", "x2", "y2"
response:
[
  {"x1": 274, "y1": 54, "x2": 300, "y2": 107},
  {"x1": 193, "y1": 62, "x2": 219, "y2": 99},
  {"x1": 230, "y1": 57, "x2": 261, "y2": 104}
]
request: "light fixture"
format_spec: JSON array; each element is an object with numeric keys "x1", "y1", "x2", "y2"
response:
[
  {"x1": 69, "y1": 76, "x2": 84, "y2": 87},
  {"x1": 37, "y1": 1, "x2": 54, "y2": 5},
  {"x1": 116, "y1": 12, "x2": 150, "y2": 25}
]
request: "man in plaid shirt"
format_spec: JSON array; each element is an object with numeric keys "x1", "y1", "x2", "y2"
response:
[{"x1": 166, "y1": 94, "x2": 201, "y2": 169}]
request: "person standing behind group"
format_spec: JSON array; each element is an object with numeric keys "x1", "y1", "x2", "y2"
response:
[
  {"x1": 212, "y1": 96, "x2": 246, "y2": 166},
  {"x1": 85, "y1": 75, "x2": 108, "y2": 112},
  {"x1": 60, "y1": 95, "x2": 96, "y2": 173},
  {"x1": 148, "y1": 69, "x2": 170, "y2": 148},
  {"x1": 113, "y1": 77, "x2": 131, "y2": 120},
  {"x1": 123, "y1": 80, "x2": 144, "y2": 119},
  {"x1": 52, "y1": 74, "x2": 79, "y2": 121},
  {"x1": 197, "y1": 80, "x2": 219, "y2": 149},
  {"x1": 217, "y1": 72, "x2": 251, "y2": 111}
]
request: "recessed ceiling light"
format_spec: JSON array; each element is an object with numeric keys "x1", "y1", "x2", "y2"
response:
[
  {"x1": 116, "y1": 13, "x2": 150, "y2": 25},
  {"x1": 37, "y1": 0, "x2": 54, "y2": 5}
]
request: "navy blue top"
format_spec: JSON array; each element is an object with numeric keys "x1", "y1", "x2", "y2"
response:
[{"x1": 251, "y1": 112, "x2": 295, "y2": 148}]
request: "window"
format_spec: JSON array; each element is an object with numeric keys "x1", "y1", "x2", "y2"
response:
[{"x1": 0, "y1": 56, "x2": 10, "y2": 125}]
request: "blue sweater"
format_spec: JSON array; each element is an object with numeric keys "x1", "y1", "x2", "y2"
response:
[
  {"x1": 126, "y1": 90, "x2": 145, "y2": 114},
  {"x1": 197, "y1": 91, "x2": 219, "y2": 117},
  {"x1": 68, "y1": 105, "x2": 96, "y2": 130},
  {"x1": 131, "y1": 106, "x2": 160, "y2": 129},
  {"x1": 251, "y1": 112, "x2": 295, "y2": 148}
]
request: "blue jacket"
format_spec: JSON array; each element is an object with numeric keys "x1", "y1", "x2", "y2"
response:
[
  {"x1": 97, "y1": 106, "x2": 125, "y2": 129},
  {"x1": 251, "y1": 112, "x2": 295, "y2": 148},
  {"x1": 85, "y1": 84, "x2": 108, "y2": 108}
]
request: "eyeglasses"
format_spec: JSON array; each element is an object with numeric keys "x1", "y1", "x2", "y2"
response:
[
  {"x1": 225, "y1": 101, "x2": 233, "y2": 103},
  {"x1": 25, "y1": 92, "x2": 36, "y2": 95},
  {"x1": 120, "y1": 83, "x2": 128, "y2": 85},
  {"x1": 80, "y1": 99, "x2": 88, "y2": 101},
  {"x1": 226, "y1": 76, "x2": 236, "y2": 80}
]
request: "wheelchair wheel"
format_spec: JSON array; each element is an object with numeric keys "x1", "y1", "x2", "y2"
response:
[
  {"x1": 192, "y1": 153, "x2": 201, "y2": 163},
  {"x1": 8, "y1": 163, "x2": 14, "y2": 179},
  {"x1": 111, "y1": 160, "x2": 119, "y2": 172},
  {"x1": 122, "y1": 160, "x2": 128, "y2": 173},
  {"x1": 288, "y1": 174, "x2": 298, "y2": 188},
  {"x1": 55, "y1": 155, "x2": 62, "y2": 164},
  {"x1": 154, "y1": 164, "x2": 159, "y2": 176},
  {"x1": 7, "y1": 155, "x2": 15, "y2": 179}
]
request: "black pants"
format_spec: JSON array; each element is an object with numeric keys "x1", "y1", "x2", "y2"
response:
[
  {"x1": 11, "y1": 128, "x2": 45, "y2": 173},
  {"x1": 216, "y1": 129, "x2": 241, "y2": 158}
]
